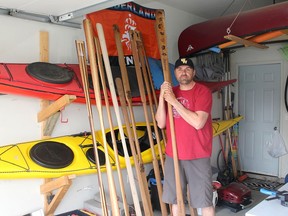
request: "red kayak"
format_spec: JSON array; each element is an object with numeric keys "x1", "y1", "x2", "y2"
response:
[
  {"x1": 0, "y1": 62, "x2": 236, "y2": 104},
  {"x1": 0, "y1": 63, "x2": 92, "y2": 103},
  {"x1": 197, "y1": 79, "x2": 236, "y2": 93},
  {"x1": 178, "y1": 2, "x2": 288, "y2": 57},
  {"x1": 0, "y1": 62, "x2": 144, "y2": 105}
]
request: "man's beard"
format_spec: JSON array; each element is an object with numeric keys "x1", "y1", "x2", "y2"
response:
[{"x1": 178, "y1": 76, "x2": 193, "y2": 85}]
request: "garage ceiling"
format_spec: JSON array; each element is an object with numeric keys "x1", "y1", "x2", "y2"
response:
[{"x1": 0, "y1": 0, "x2": 287, "y2": 27}]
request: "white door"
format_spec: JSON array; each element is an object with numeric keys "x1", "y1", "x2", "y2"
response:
[{"x1": 238, "y1": 63, "x2": 281, "y2": 176}]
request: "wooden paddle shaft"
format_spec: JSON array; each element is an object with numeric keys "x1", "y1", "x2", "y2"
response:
[
  {"x1": 139, "y1": 42, "x2": 172, "y2": 213},
  {"x1": 94, "y1": 36, "x2": 130, "y2": 216},
  {"x1": 83, "y1": 19, "x2": 122, "y2": 216},
  {"x1": 113, "y1": 25, "x2": 153, "y2": 215},
  {"x1": 130, "y1": 29, "x2": 168, "y2": 216},
  {"x1": 96, "y1": 22, "x2": 142, "y2": 216},
  {"x1": 75, "y1": 40, "x2": 108, "y2": 216},
  {"x1": 140, "y1": 42, "x2": 167, "y2": 146},
  {"x1": 136, "y1": 32, "x2": 165, "y2": 171},
  {"x1": 113, "y1": 25, "x2": 131, "y2": 101},
  {"x1": 155, "y1": 9, "x2": 186, "y2": 216},
  {"x1": 116, "y1": 78, "x2": 154, "y2": 216},
  {"x1": 114, "y1": 32, "x2": 154, "y2": 213},
  {"x1": 113, "y1": 25, "x2": 145, "y2": 161}
]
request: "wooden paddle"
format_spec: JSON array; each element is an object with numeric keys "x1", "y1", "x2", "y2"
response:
[
  {"x1": 113, "y1": 24, "x2": 150, "y2": 175},
  {"x1": 93, "y1": 35, "x2": 130, "y2": 216},
  {"x1": 140, "y1": 43, "x2": 167, "y2": 147},
  {"x1": 83, "y1": 19, "x2": 127, "y2": 216},
  {"x1": 130, "y1": 29, "x2": 168, "y2": 216},
  {"x1": 135, "y1": 31, "x2": 165, "y2": 171},
  {"x1": 113, "y1": 24, "x2": 153, "y2": 216},
  {"x1": 155, "y1": 9, "x2": 186, "y2": 216},
  {"x1": 96, "y1": 22, "x2": 143, "y2": 216},
  {"x1": 115, "y1": 78, "x2": 154, "y2": 216},
  {"x1": 75, "y1": 40, "x2": 108, "y2": 216}
]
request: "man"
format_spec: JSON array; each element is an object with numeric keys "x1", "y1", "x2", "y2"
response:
[{"x1": 155, "y1": 57, "x2": 215, "y2": 216}]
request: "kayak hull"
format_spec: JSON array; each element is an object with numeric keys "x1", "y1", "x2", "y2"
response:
[
  {"x1": 178, "y1": 2, "x2": 288, "y2": 57},
  {"x1": 0, "y1": 117, "x2": 242, "y2": 179}
]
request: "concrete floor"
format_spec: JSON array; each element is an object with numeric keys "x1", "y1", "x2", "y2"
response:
[
  {"x1": 153, "y1": 190, "x2": 268, "y2": 216},
  {"x1": 215, "y1": 190, "x2": 268, "y2": 216}
]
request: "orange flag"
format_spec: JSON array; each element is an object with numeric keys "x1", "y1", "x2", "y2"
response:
[{"x1": 87, "y1": 2, "x2": 160, "y2": 65}]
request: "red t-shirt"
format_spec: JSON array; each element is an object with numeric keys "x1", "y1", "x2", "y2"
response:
[{"x1": 165, "y1": 83, "x2": 213, "y2": 160}]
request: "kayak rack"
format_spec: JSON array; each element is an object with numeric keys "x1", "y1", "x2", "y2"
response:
[
  {"x1": 38, "y1": 93, "x2": 77, "y2": 216},
  {"x1": 38, "y1": 31, "x2": 77, "y2": 216},
  {"x1": 40, "y1": 175, "x2": 75, "y2": 216},
  {"x1": 38, "y1": 93, "x2": 76, "y2": 215},
  {"x1": 38, "y1": 94, "x2": 76, "y2": 137}
]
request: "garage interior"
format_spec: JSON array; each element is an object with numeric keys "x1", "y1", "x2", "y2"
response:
[{"x1": 0, "y1": 0, "x2": 288, "y2": 215}]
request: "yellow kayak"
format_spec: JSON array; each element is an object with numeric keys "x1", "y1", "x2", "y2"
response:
[
  {"x1": 95, "y1": 123, "x2": 165, "y2": 167},
  {"x1": 0, "y1": 123, "x2": 164, "y2": 179},
  {"x1": 212, "y1": 116, "x2": 243, "y2": 137},
  {"x1": 0, "y1": 133, "x2": 109, "y2": 179},
  {"x1": 0, "y1": 117, "x2": 241, "y2": 179}
]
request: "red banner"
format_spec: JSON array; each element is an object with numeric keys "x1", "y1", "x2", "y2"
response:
[{"x1": 86, "y1": 2, "x2": 160, "y2": 64}]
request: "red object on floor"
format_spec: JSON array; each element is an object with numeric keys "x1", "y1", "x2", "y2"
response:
[{"x1": 218, "y1": 182, "x2": 251, "y2": 204}]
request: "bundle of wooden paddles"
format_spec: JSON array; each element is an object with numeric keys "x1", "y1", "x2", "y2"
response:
[{"x1": 75, "y1": 9, "x2": 196, "y2": 216}]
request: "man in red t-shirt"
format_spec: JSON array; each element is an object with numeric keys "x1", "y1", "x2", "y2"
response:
[{"x1": 155, "y1": 57, "x2": 214, "y2": 216}]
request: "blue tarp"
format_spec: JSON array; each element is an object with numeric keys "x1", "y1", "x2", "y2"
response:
[{"x1": 148, "y1": 57, "x2": 178, "y2": 89}]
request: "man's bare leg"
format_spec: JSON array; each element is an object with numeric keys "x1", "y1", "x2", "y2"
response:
[
  {"x1": 202, "y1": 206, "x2": 215, "y2": 216},
  {"x1": 172, "y1": 204, "x2": 178, "y2": 216}
]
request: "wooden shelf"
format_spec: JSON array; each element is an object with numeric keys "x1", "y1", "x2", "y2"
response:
[{"x1": 41, "y1": 175, "x2": 75, "y2": 216}]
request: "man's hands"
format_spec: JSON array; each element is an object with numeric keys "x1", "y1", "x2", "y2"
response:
[{"x1": 160, "y1": 81, "x2": 177, "y2": 106}]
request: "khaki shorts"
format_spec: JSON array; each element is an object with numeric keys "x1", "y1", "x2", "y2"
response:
[{"x1": 162, "y1": 155, "x2": 213, "y2": 208}]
